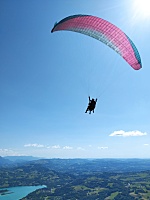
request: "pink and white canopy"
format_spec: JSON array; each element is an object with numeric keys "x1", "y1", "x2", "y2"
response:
[{"x1": 51, "y1": 14, "x2": 142, "y2": 70}]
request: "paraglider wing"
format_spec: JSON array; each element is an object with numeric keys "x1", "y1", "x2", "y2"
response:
[{"x1": 51, "y1": 15, "x2": 142, "y2": 70}]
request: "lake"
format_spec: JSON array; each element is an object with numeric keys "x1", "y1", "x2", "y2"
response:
[{"x1": 0, "y1": 185, "x2": 46, "y2": 200}]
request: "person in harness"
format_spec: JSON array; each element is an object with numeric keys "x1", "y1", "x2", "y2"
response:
[{"x1": 85, "y1": 96, "x2": 97, "y2": 114}]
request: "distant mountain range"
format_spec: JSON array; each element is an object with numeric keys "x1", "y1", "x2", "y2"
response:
[
  {"x1": 27, "y1": 158, "x2": 150, "y2": 173},
  {"x1": 1, "y1": 156, "x2": 150, "y2": 173},
  {"x1": 5, "y1": 156, "x2": 41, "y2": 162},
  {"x1": 0, "y1": 156, "x2": 40, "y2": 167},
  {"x1": 0, "y1": 156, "x2": 12, "y2": 167}
]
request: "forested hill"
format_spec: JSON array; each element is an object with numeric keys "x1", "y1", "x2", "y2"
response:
[
  {"x1": 1, "y1": 158, "x2": 150, "y2": 172},
  {"x1": 0, "y1": 159, "x2": 150, "y2": 199},
  {"x1": 20, "y1": 158, "x2": 150, "y2": 173},
  {"x1": 0, "y1": 156, "x2": 12, "y2": 167}
]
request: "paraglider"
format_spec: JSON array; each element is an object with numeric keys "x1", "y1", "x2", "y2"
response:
[
  {"x1": 51, "y1": 14, "x2": 142, "y2": 114},
  {"x1": 85, "y1": 97, "x2": 97, "y2": 114}
]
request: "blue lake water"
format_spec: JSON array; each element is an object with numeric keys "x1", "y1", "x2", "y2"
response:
[{"x1": 0, "y1": 185, "x2": 46, "y2": 200}]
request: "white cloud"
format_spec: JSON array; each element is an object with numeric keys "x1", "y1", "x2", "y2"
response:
[
  {"x1": 77, "y1": 147, "x2": 85, "y2": 151},
  {"x1": 144, "y1": 144, "x2": 149, "y2": 146},
  {"x1": 109, "y1": 130, "x2": 147, "y2": 137},
  {"x1": 98, "y1": 146, "x2": 108, "y2": 150},
  {"x1": 24, "y1": 143, "x2": 45, "y2": 148},
  {"x1": 51, "y1": 145, "x2": 61, "y2": 149},
  {"x1": 63, "y1": 146, "x2": 73, "y2": 150},
  {"x1": 0, "y1": 148, "x2": 22, "y2": 156}
]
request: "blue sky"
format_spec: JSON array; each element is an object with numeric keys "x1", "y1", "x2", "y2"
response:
[{"x1": 0, "y1": 0, "x2": 150, "y2": 158}]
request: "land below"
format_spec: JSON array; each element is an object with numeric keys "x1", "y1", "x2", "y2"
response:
[{"x1": 0, "y1": 157, "x2": 150, "y2": 199}]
